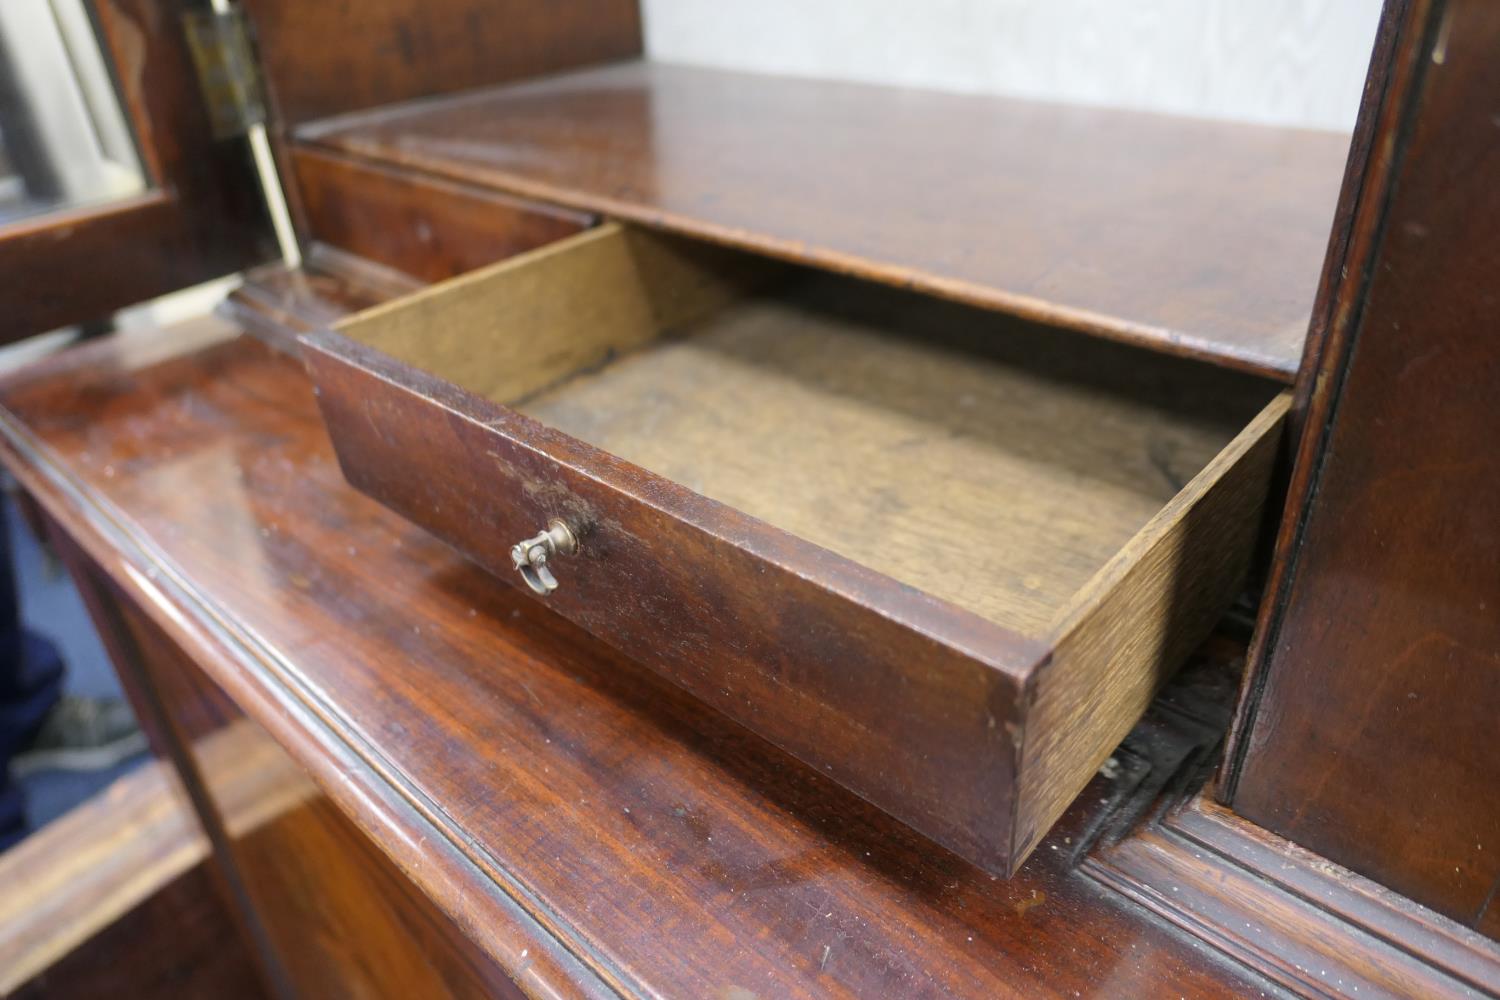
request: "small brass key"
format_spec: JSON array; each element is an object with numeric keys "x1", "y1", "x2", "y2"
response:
[{"x1": 509, "y1": 519, "x2": 579, "y2": 596}]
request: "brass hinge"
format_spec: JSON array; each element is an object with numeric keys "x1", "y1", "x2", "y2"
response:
[{"x1": 182, "y1": 7, "x2": 266, "y2": 138}]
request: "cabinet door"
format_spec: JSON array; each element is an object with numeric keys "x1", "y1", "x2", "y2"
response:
[{"x1": 0, "y1": 0, "x2": 273, "y2": 341}]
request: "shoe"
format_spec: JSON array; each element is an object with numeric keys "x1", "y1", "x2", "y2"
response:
[{"x1": 10, "y1": 695, "x2": 148, "y2": 777}]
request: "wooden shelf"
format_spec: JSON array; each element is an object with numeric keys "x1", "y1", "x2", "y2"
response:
[{"x1": 298, "y1": 60, "x2": 1351, "y2": 380}]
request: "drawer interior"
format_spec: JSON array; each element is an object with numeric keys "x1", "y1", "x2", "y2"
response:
[{"x1": 340, "y1": 222, "x2": 1278, "y2": 639}]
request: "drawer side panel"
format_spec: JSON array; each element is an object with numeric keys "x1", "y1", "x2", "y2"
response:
[{"x1": 1016, "y1": 393, "x2": 1290, "y2": 862}]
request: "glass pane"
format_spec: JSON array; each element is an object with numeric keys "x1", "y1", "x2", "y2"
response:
[{"x1": 0, "y1": 0, "x2": 145, "y2": 225}]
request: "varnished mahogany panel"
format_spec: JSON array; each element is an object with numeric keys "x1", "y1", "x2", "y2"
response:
[
  {"x1": 310, "y1": 305, "x2": 1045, "y2": 880},
  {"x1": 0, "y1": 327, "x2": 1278, "y2": 998},
  {"x1": 235, "y1": 796, "x2": 527, "y2": 1000},
  {"x1": 300, "y1": 60, "x2": 1352, "y2": 379},
  {"x1": 291, "y1": 147, "x2": 593, "y2": 283},
  {"x1": 1089, "y1": 793, "x2": 1500, "y2": 998},
  {"x1": 241, "y1": 0, "x2": 642, "y2": 126},
  {"x1": 1230, "y1": 0, "x2": 1500, "y2": 934}
]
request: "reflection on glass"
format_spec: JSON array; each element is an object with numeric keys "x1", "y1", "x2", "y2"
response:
[{"x1": 0, "y1": 0, "x2": 145, "y2": 225}]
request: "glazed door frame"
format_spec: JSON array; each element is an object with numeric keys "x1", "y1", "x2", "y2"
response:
[{"x1": 0, "y1": 0, "x2": 273, "y2": 341}]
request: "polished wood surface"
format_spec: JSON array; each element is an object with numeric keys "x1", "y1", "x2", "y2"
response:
[
  {"x1": 1227, "y1": 0, "x2": 1500, "y2": 934},
  {"x1": 235, "y1": 796, "x2": 527, "y2": 1000},
  {"x1": 310, "y1": 220, "x2": 1285, "y2": 876},
  {"x1": 1089, "y1": 792, "x2": 1500, "y2": 998},
  {"x1": 0, "y1": 0, "x2": 273, "y2": 340},
  {"x1": 1275, "y1": 0, "x2": 1410, "y2": 450},
  {"x1": 291, "y1": 147, "x2": 593, "y2": 283},
  {"x1": 0, "y1": 325, "x2": 1280, "y2": 998},
  {"x1": 1226, "y1": 0, "x2": 1426, "y2": 778},
  {"x1": 241, "y1": 0, "x2": 642, "y2": 126},
  {"x1": 299, "y1": 60, "x2": 1352, "y2": 379}
]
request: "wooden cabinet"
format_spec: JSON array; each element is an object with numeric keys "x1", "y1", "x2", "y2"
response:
[
  {"x1": 4, "y1": 0, "x2": 1500, "y2": 996},
  {"x1": 235, "y1": 5, "x2": 1348, "y2": 882},
  {"x1": 306, "y1": 220, "x2": 1289, "y2": 876}
]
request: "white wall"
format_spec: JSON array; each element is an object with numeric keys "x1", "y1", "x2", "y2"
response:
[{"x1": 641, "y1": 0, "x2": 1384, "y2": 131}]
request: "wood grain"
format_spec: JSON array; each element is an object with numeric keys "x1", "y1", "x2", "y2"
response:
[
  {"x1": 9, "y1": 865, "x2": 267, "y2": 1000},
  {"x1": 1221, "y1": 0, "x2": 1414, "y2": 766},
  {"x1": 1020, "y1": 393, "x2": 1288, "y2": 860},
  {"x1": 300, "y1": 60, "x2": 1352, "y2": 378},
  {"x1": 517, "y1": 269, "x2": 1274, "y2": 634},
  {"x1": 0, "y1": 759, "x2": 205, "y2": 992},
  {"x1": 0, "y1": 325, "x2": 1280, "y2": 998},
  {"x1": 1229, "y1": 0, "x2": 1500, "y2": 934},
  {"x1": 223, "y1": 242, "x2": 424, "y2": 359},
  {"x1": 1087, "y1": 792, "x2": 1500, "y2": 998},
  {"x1": 234, "y1": 797, "x2": 528, "y2": 1000},
  {"x1": 241, "y1": 0, "x2": 642, "y2": 125},
  {"x1": 309, "y1": 324, "x2": 1044, "y2": 876},
  {"x1": 291, "y1": 147, "x2": 594, "y2": 283},
  {"x1": 82, "y1": 544, "x2": 525, "y2": 999},
  {"x1": 337, "y1": 222, "x2": 777, "y2": 404}
]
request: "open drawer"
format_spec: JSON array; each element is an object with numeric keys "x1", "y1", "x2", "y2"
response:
[{"x1": 303, "y1": 222, "x2": 1288, "y2": 876}]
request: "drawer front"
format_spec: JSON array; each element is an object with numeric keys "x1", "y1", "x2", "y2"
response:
[
  {"x1": 291, "y1": 147, "x2": 595, "y2": 283},
  {"x1": 306, "y1": 332, "x2": 1045, "y2": 876}
]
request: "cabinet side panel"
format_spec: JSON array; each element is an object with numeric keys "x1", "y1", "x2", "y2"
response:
[{"x1": 1231, "y1": 0, "x2": 1500, "y2": 933}]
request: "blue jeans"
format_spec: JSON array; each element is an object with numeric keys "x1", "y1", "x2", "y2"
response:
[{"x1": 0, "y1": 502, "x2": 63, "y2": 850}]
